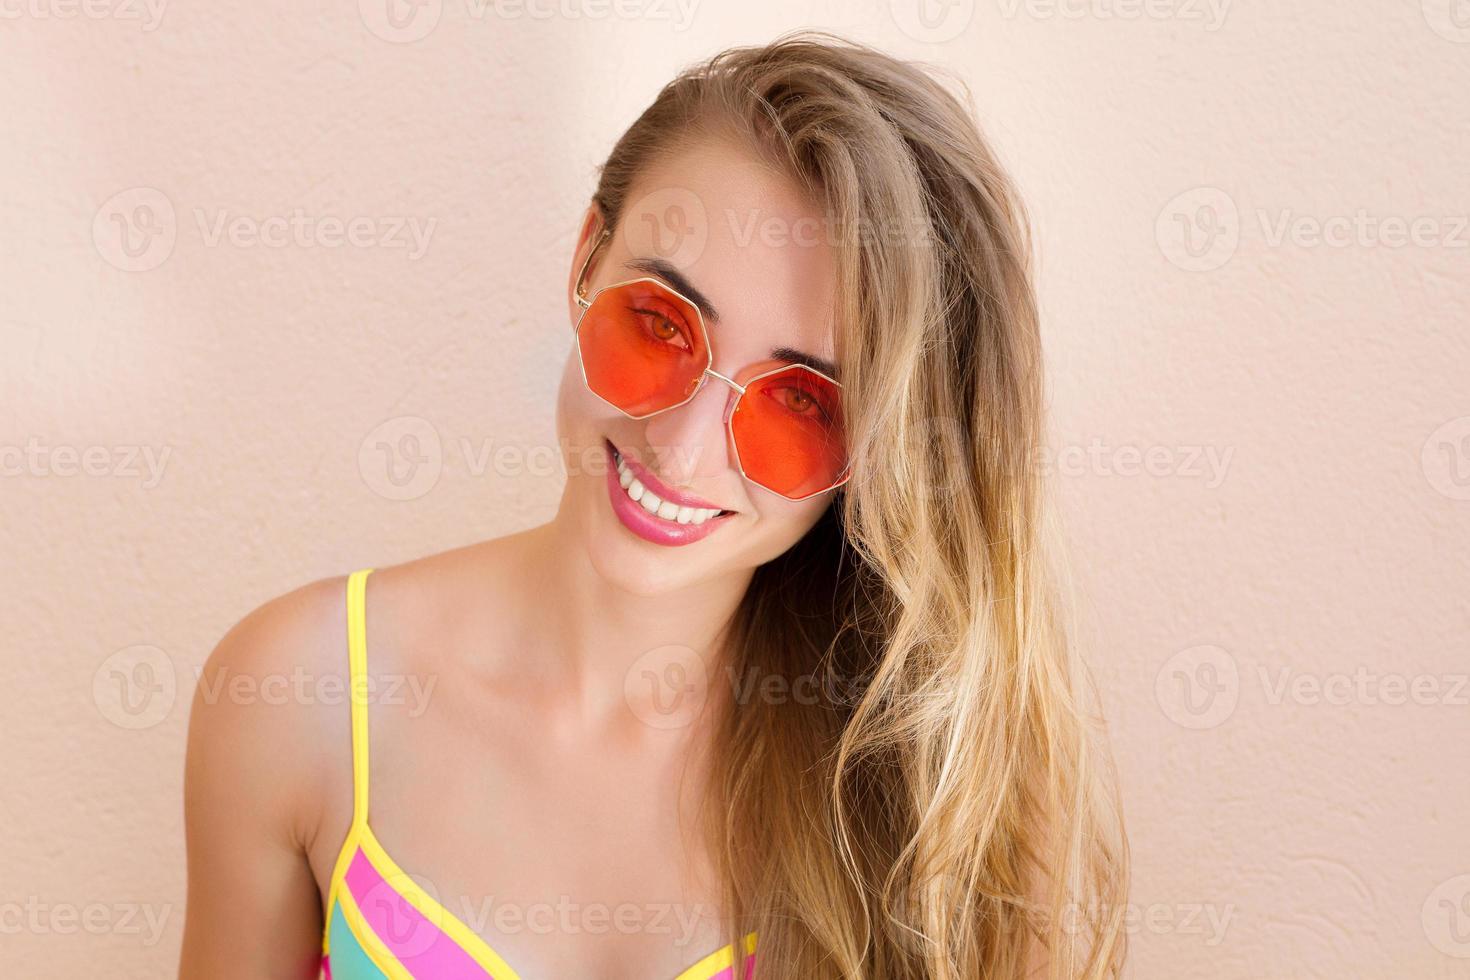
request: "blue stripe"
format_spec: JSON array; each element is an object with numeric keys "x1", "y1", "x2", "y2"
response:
[{"x1": 326, "y1": 899, "x2": 393, "y2": 979}]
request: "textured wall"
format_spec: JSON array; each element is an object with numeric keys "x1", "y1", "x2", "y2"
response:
[{"x1": 3, "y1": 2, "x2": 1467, "y2": 977}]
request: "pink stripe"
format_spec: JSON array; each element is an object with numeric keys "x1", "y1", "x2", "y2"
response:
[
  {"x1": 344, "y1": 847, "x2": 495, "y2": 978},
  {"x1": 707, "y1": 951, "x2": 757, "y2": 980}
]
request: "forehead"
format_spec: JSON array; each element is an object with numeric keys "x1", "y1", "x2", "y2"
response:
[{"x1": 615, "y1": 137, "x2": 838, "y2": 366}]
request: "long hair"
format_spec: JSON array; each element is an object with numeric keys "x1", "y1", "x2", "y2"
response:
[{"x1": 590, "y1": 31, "x2": 1127, "y2": 979}]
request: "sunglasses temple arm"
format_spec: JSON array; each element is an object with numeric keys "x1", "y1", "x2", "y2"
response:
[{"x1": 571, "y1": 228, "x2": 610, "y2": 321}]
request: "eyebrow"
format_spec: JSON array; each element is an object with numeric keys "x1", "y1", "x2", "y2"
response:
[
  {"x1": 625, "y1": 256, "x2": 841, "y2": 382},
  {"x1": 769, "y1": 346, "x2": 840, "y2": 382}
]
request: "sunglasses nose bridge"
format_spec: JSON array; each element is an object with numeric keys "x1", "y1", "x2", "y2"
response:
[{"x1": 697, "y1": 366, "x2": 744, "y2": 424}]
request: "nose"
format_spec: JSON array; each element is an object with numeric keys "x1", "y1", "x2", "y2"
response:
[
  {"x1": 699, "y1": 367, "x2": 745, "y2": 426},
  {"x1": 640, "y1": 368, "x2": 739, "y2": 486}
]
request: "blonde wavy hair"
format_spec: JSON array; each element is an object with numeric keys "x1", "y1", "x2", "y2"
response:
[{"x1": 590, "y1": 31, "x2": 1127, "y2": 979}]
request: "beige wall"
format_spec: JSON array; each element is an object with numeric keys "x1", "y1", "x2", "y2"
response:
[{"x1": 4, "y1": 2, "x2": 1468, "y2": 977}]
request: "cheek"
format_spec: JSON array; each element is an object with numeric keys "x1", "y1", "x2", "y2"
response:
[
  {"x1": 555, "y1": 354, "x2": 595, "y2": 447},
  {"x1": 557, "y1": 352, "x2": 600, "y2": 424},
  {"x1": 556, "y1": 353, "x2": 631, "y2": 473},
  {"x1": 741, "y1": 496, "x2": 830, "y2": 551}
]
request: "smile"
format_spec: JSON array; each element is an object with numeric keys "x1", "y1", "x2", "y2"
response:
[{"x1": 604, "y1": 439, "x2": 735, "y2": 547}]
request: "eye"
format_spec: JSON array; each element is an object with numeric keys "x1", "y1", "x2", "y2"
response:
[
  {"x1": 769, "y1": 381, "x2": 835, "y2": 424},
  {"x1": 632, "y1": 308, "x2": 693, "y2": 353},
  {"x1": 782, "y1": 387, "x2": 815, "y2": 414}
]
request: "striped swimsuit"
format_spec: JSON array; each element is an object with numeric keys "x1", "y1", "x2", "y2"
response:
[{"x1": 320, "y1": 568, "x2": 758, "y2": 979}]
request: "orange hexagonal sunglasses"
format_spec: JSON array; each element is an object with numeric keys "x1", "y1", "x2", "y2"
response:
[{"x1": 572, "y1": 229, "x2": 849, "y2": 501}]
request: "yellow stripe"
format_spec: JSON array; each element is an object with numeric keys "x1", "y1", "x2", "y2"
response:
[
  {"x1": 324, "y1": 568, "x2": 374, "y2": 958},
  {"x1": 347, "y1": 568, "x2": 374, "y2": 825},
  {"x1": 672, "y1": 930, "x2": 758, "y2": 980},
  {"x1": 355, "y1": 826, "x2": 523, "y2": 979},
  {"x1": 335, "y1": 875, "x2": 416, "y2": 980},
  {"x1": 322, "y1": 821, "x2": 362, "y2": 954}
]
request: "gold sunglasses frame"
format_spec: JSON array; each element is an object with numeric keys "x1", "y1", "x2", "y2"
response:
[{"x1": 571, "y1": 228, "x2": 850, "y2": 502}]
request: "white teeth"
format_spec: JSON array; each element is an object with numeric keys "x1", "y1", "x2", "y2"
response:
[{"x1": 614, "y1": 452, "x2": 722, "y2": 525}]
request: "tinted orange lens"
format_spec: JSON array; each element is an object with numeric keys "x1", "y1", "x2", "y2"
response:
[
  {"x1": 730, "y1": 365, "x2": 847, "y2": 499},
  {"x1": 576, "y1": 280, "x2": 709, "y2": 417}
]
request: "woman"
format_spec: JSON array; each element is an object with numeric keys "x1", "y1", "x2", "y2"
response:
[{"x1": 179, "y1": 31, "x2": 1127, "y2": 980}]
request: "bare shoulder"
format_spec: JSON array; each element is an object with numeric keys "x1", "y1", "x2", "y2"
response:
[
  {"x1": 180, "y1": 569, "x2": 370, "y2": 976},
  {"x1": 184, "y1": 533, "x2": 534, "y2": 844},
  {"x1": 351, "y1": 532, "x2": 541, "y2": 677},
  {"x1": 364, "y1": 533, "x2": 530, "y2": 608},
  {"x1": 185, "y1": 571, "x2": 357, "y2": 850}
]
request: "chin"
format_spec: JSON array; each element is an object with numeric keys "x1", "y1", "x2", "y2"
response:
[{"x1": 585, "y1": 526, "x2": 707, "y2": 598}]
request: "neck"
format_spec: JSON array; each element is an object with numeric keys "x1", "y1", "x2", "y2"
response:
[{"x1": 505, "y1": 507, "x2": 754, "y2": 733}]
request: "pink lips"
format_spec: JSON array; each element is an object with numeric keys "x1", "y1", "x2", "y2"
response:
[{"x1": 605, "y1": 440, "x2": 734, "y2": 547}]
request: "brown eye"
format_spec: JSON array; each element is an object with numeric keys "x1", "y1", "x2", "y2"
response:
[
  {"x1": 783, "y1": 387, "x2": 814, "y2": 413},
  {"x1": 632, "y1": 308, "x2": 693, "y2": 352}
]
